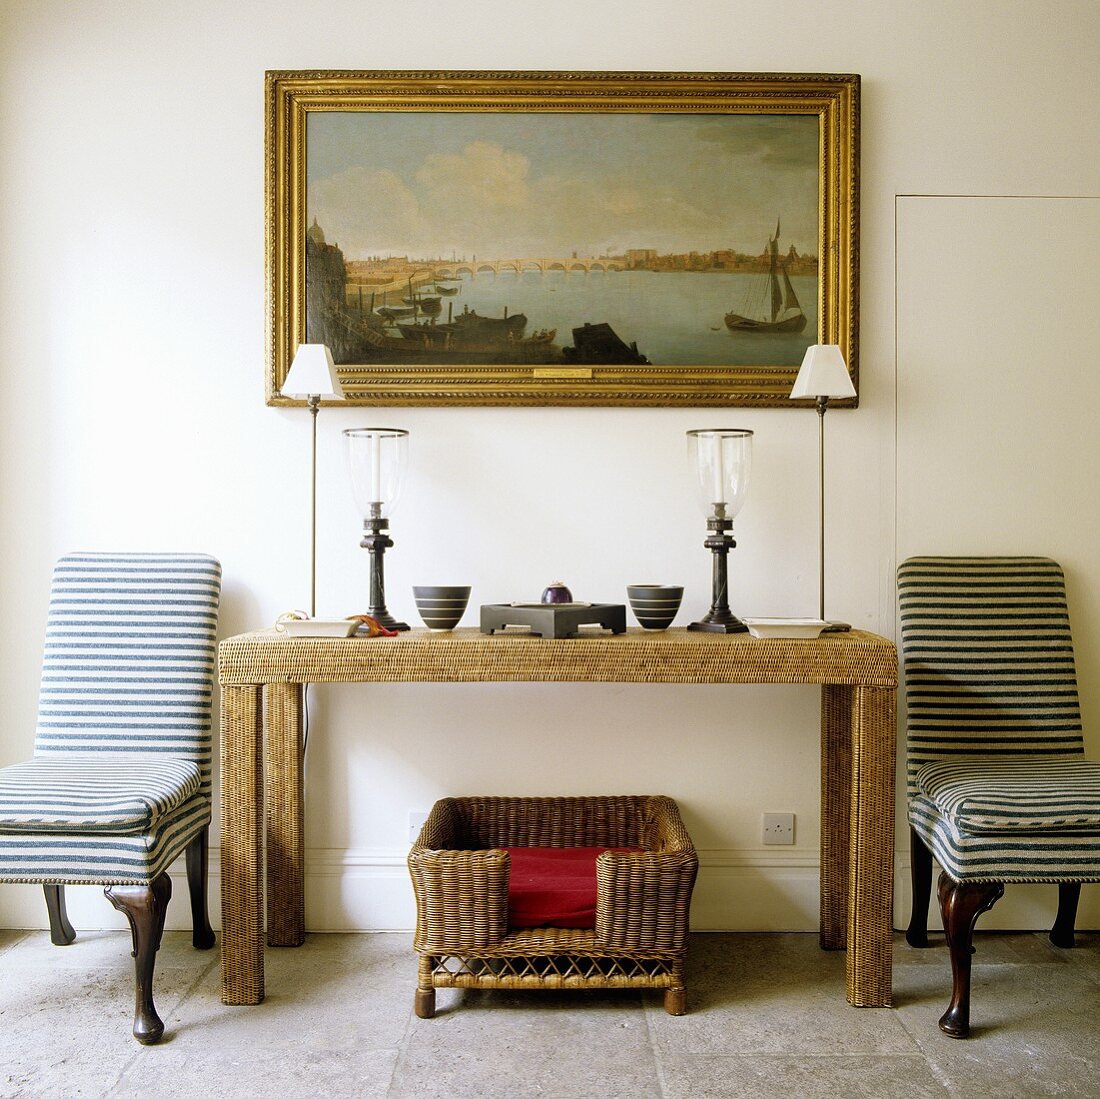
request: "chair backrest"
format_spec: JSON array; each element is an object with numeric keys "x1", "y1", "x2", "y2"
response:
[
  {"x1": 35, "y1": 552, "x2": 222, "y2": 798},
  {"x1": 897, "y1": 556, "x2": 1083, "y2": 799}
]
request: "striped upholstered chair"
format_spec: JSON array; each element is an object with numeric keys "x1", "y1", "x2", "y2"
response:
[
  {"x1": 898, "y1": 556, "x2": 1100, "y2": 1037},
  {"x1": 0, "y1": 552, "x2": 221, "y2": 1043}
]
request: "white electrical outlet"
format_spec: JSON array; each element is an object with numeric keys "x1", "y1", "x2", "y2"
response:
[
  {"x1": 408, "y1": 810, "x2": 429, "y2": 843},
  {"x1": 762, "y1": 812, "x2": 795, "y2": 845}
]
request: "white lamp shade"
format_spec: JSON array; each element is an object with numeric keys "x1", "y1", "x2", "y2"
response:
[
  {"x1": 281, "y1": 343, "x2": 345, "y2": 399},
  {"x1": 790, "y1": 344, "x2": 856, "y2": 400}
]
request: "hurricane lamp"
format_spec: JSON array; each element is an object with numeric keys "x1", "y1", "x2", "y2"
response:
[
  {"x1": 686, "y1": 429, "x2": 753, "y2": 633},
  {"x1": 344, "y1": 427, "x2": 410, "y2": 631}
]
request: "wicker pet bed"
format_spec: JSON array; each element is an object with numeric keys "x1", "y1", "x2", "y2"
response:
[{"x1": 407, "y1": 794, "x2": 698, "y2": 1017}]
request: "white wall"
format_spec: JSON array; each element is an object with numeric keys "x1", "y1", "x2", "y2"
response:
[{"x1": 1, "y1": 0, "x2": 1098, "y2": 933}]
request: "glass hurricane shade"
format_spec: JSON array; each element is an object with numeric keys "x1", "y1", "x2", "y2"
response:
[
  {"x1": 790, "y1": 344, "x2": 855, "y2": 400},
  {"x1": 687, "y1": 429, "x2": 753, "y2": 516},
  {"x1": 280, "y1": 343, "x2": 345, "y2": 399},
  {"x1": 344, "y1": 428, "x2": 409, "y2": 518}
]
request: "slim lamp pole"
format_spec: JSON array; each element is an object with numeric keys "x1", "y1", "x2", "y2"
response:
[
  {"x1": 817, "y1": 395, "x2": 827, "y2": 623},
  {"x1": 280, "y1": 343, "x2": 345, "y2": 618},
  {"x1": 790, "y1": 344, "x2": 855, "y2": 629},
  {"x1": 308, "y1": 395, "x2": 320, "y2": 618}
]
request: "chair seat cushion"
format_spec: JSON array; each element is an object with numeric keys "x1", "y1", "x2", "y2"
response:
[
  {"x1": 506, "y1": 847, "x2": 640, "y2": 929},
  {"x1": 916, "y1": 757, "x2": 1100, "y2": 832},
  {"x1": 909, "y1": 792, "x2": 1100, "y2": 884},
  {"x1": 0, "y1": 755, "x2": 201, "y2": 835},
  {"x1": 0, "y1": 793, "x2": 210, "y2": 885}
]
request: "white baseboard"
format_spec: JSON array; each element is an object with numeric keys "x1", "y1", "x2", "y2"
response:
[
  {"x1": 300, "y1": 847, "x2": 830, "y2": 933},
  {"x1": 2, "y1": 847, "x2": 1096, "y2": 932}
]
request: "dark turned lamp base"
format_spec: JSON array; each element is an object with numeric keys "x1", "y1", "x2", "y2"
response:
[
  {"x1": 690, "y1": 511, "x2": 748, "y2": 634},
  {"x1": 688, "y1": 616, "x2": 748, "y2": 634},
  {"x1": 361, "y1": 514, "x2": 409, "y2": 632},
  {"x1": 369, "y1": 609, "x2": 409, "y2": 632}
]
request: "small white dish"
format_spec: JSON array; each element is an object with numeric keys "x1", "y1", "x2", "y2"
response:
[
  {"x1": 743, "y1": 618, "x2": 829, "y2": 639},
  {"x1": 275, "y1": 618, "x2": 358, "y2": 638}
]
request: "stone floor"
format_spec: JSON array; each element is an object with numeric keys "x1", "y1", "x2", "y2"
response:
[{"x1": 0, "y1": 929, "x2": 1098, "y2": 1098}]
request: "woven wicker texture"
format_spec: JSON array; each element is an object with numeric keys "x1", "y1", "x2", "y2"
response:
[
  {"x1": 846, "y1": 686, "x2": 897, "y2": 1006},
  {"x1": 217, "y1": 627, "x2": 897, "y2": 1009},
  {"x1": 219, "y1": 628, "x2": 897, "y2": 687},
  {"x1": 408, "y1": 795, "x2": 696, "y2": 1012},
  {"x1": 219, "y1": 686, "x2": 264, "y2": 1005},
  {"x1": 820, "y1": 685, "x2": 853, "y2": 951}
]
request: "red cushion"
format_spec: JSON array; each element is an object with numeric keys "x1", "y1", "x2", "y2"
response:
[{"x1": 506, "y1": 846, "x2": 640, "y2": 929}]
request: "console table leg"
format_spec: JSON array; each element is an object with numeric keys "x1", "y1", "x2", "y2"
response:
[
  {"x1": 220, "y1": 684, "x2": 265, "y2": 1004},
  {"x1": 820, "y1": 685, "x2": 852, "y2": 951},
  {"x1": 266, "y1": 682, "x2": 306, "y2": 947},
  {"x1": 846, "y1": 685, "x2": 896, "y2": 1007}
]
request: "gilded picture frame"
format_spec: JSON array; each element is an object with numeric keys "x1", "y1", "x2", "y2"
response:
[{"x1": 266, "y1": 70, "x2": 859, "y2": 407}]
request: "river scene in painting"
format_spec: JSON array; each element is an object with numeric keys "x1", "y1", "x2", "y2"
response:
[
  {"x1": 305, "y1": 112, "x2": 820, "y2": 368},
  {"x1": 337, "y1": 267, "x2": 817, "y2": 367}
]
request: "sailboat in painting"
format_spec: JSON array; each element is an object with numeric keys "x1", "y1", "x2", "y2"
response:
[{"x1": 724, "y1": 220, "x2": 808, "y2": 334}]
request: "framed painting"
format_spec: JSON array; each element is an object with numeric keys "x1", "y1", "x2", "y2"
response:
[{"x1": 266, "y1": 70, "x2": 859, "y2": 407}]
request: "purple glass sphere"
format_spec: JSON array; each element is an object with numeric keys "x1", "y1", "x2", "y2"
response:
[{"x1": 541, "y1": 581, "x2": 573, "y2": 604}]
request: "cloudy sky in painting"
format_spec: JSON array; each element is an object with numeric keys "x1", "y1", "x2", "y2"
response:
[{"x1": 306, "y1": 112, "x2": 819, "y2": 260}]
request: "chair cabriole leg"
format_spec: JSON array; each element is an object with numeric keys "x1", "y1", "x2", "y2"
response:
[
  {"x1": 186, "y1": 828, "x2": 216, "y2": 950},
  {"x1": 937, "y1": 872, "x2": 1004, "y2": 1038},
  {"x1": 43, "y1": 884, "x2": 76, "y2": 946},
  {"x1": 905, "y1": 827, "x2": 933, "y2": 948},
  {"x1": 1050, "y1": 882, "x2": 1080, "y2": 949},
  {"x1": 106, "y1": 871, "x2": 172, "y2": 1044}
]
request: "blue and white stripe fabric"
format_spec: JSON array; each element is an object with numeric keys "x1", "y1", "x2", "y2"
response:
[
  {"x1": 0, "y1": 799, "x2": 213, "y2": 885},
  {"x1": 916, "y1": 758, "x2": 1100, "y2": 833},
  {"x1": 899, "y1": 556, "x2": 1100, "y2": 883},
  {"x1": 0, "y1": 553, "x2": 220, "y2": 885},
  {"x1": 0, "y1": 757, "x2": 201, "y2": 833}
]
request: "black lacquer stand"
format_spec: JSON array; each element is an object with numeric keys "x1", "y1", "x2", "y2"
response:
[
  {"x1": 688, "y1": 507, "x2": 747, "y2": 634},
  {"x1": 360, "y1": 508, "x2": 409, "y2": 631}
]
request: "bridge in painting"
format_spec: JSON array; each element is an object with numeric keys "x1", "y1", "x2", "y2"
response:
[{"x1": 430, "y1": 257, "x2": 627, "y2": 277}]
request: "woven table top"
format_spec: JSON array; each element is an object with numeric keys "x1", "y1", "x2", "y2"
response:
[{"x1": 218, "y1": 627, "x2": 896, "y2": 688}]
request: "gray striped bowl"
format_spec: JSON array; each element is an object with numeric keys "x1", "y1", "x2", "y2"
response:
[
  {"x1": 412, "y1": 586, "x2": 471, "y2": 630},
  {"x1": 627, "y1": 585, "x2": 684, "y2": 630}
]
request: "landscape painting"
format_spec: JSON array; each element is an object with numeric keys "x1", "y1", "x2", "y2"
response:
[{"x1": 267, "y1": 72, "x2": 859, "y2": 406}]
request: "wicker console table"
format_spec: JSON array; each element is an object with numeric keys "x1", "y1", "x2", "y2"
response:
[{"x1": 218, "y1": 627, "x2": 897, "y2": 1009}]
